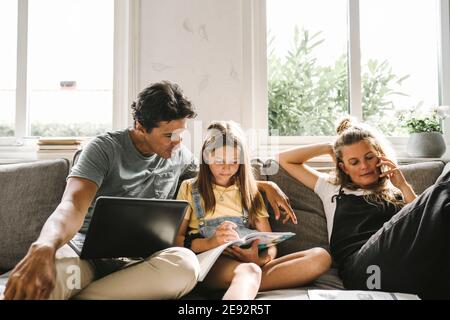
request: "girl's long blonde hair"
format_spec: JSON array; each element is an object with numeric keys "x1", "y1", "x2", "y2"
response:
[
  {"x1": 195, "y1": 121, "x2": 264, "y2": 227},
  {"x1": 332, "y1": 117, "x2": 404, "y2": 209}
]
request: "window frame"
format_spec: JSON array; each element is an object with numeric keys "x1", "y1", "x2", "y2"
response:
[
  {"x1": 1, "y1": 0, "x2": 139, "y2": 145},
  {"x1": 246, "y1": 0, "x2": 450, "y2": 155}
]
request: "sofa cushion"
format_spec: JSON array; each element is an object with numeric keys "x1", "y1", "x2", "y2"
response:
[
  {"x1": 255, "y1": 268, "x2": 344, "y2": 300},
  {"x1": 399, "y1": 161, "x2": 444, "y2": 194},
  {"x1": 183, "y1": 268, "x2": 344, "y2": 300},
  {"x1": 0, "y1": 159, "x2": 69, "y2": 270},
  {"x1": 259, "y1": 160, "x2": 329, "y2": 256},
  {"x1": 436, "y1": 161, "x2": 450, "y2": 184}
]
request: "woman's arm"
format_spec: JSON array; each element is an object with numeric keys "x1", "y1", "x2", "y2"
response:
[
  {"x1": 399, "y1": 183, "x2": 417, "y2": 204},
  {"x1": 277, "y1": 143, "x2": 334, "y2": 190}
]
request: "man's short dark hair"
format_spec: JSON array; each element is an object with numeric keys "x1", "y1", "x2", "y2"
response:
[{"x1": 131, "y1": 81, "x2": 197, "y2": 132}]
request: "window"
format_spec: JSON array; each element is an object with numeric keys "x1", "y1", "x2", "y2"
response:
[
  {"x1": 360, "y1": 0, "x2": 439, "y2": 136},
  {"x1": 266, "y1": 0, "x2": 442, "y2": 139},
  {"x1": 0, "y1": 1, "x2": 18, "y2": 137},
  {"x1": 1, "y1": 0, "x2": 115, "y2": 139},
  {"x1": 267, "y1": 0, "x2": 348, "y2": 136},
  {"x1": 28, "y1": 0, "x2": 114, "y2": 137}
]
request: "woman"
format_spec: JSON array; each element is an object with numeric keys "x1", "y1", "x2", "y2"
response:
[{"x1": 277, "y1": 117, "x2": 450, "y2": 299}]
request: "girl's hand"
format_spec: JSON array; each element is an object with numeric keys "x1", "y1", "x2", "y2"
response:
[
  {"x1": 209, "y1": 221, "x2": 240, "y2": 247},
  {"x1": 377, "y1": 156, "x2": 407, "y2": 189},
  {"x1": 223, "y1": 240, "x2": 271, "y2": 267}
]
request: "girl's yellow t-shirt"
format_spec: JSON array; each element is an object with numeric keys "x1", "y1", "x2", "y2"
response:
[{"x1": 176, "y1": 178, "x2": 269, "y2": 235}]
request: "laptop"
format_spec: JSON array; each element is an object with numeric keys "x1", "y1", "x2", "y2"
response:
[{"x1": 68, "y1": 196, "x2": 189, "y2": 259}]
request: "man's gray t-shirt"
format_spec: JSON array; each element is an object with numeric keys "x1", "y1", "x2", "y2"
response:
[{"x1": 69, "y1": 129, "x2": 198, "y2": 233}]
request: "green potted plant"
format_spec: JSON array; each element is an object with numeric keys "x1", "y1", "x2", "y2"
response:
[{"x1": 400, "y1": 107, "x2": 449, "y2": 158}]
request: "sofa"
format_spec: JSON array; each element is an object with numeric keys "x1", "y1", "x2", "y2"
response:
[{"x1": 1, "y1": 158, "x2": 449, "y2": 299}]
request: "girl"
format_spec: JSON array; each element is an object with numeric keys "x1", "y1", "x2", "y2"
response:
[
  {"x1": 277, "y1": 117, "x2": 450, "y2": 299},
  {"x1": 176, "y1": 121, "x2": 331, "y2": 300}
]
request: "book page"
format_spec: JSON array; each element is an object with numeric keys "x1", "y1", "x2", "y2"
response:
[
  {"x1": 0, "y1": 281, "x2": 5, "y2": 298},
  {"x1": 241, "y1": 232, "x2": 295, "y2": 250},
  {"x1": 196, "y1": 231, "x2": 295, "y2": 282},
  {"x1": 196, "y1": 241, "x2": 238, "y2": 282}
]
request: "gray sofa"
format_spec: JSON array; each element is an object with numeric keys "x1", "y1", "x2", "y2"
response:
[{"x1": 1, "y1": 158, "x2": 448, "y2": 299}]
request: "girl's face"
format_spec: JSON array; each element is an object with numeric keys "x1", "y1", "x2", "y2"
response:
[
  {"x1": 339, "y1": 140, "x2": 381, "y2": 188},
  {"x1": 207, "y1": 146, "x2": 240, "y2": 187}
]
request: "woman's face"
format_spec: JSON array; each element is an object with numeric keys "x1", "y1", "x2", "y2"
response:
[
  {"x1": 339, "y1": 140, "x2": 381, "y2": 188},
  {"x1": 207, "y1": 146, "x2": 241, "y2": 187}
]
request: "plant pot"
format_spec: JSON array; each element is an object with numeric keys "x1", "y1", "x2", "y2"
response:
[{"x1": 406, "y1": 132, "x2": 446, "y2": 158}]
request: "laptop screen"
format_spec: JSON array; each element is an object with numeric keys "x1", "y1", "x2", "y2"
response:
[{"x1": 79, "y1": 197, "x2": 188, "y2": 259}]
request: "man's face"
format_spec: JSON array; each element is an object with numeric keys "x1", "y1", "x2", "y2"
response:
[{"x1": 141, "y1": 119, "x2": 187, "y2": 159}]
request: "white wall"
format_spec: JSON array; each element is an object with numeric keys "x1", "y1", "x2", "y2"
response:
[{"x1": 139, "y1": 0, "x2": 246, "y2": 130}]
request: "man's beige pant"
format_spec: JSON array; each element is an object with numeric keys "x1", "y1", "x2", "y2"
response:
[{"x1": 49, "y1": 245, "x2": 199, "y2": 300}]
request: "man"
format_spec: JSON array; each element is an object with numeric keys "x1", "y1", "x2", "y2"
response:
[{"x1": 3, "y1": 81, "x2": 296, "y2": 300}]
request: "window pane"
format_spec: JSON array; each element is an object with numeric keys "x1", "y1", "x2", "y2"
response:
[
  {"x1": 28, "y1": 0, "x2": 114, "y2": 137},
  {"x1": 267, "y1": 0, "x2": 349, "y2": 136},
  {"x1": 0, "y1": 1, "x2": 17, "y2": 137},
  {"x1": 360, "y1": 0, "x2": 439, "y2": 136}
]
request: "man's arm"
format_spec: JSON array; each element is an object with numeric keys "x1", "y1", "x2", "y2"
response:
[
  {"x1": 3, "y1": 177, "x2": 98, "y2": 300},
  {"x1": 35, "y1": 177, "x2": 98, "y2": 250},
  {"x1": 257, "y1": 181, "x2": 297, "y2": 224}
]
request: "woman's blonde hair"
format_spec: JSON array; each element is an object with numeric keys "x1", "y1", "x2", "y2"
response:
[
  {"x1": 332, "y1": 117, "x2": 404, "y2": 209},
  {"x1": 195, "y1": 121, "x2": 264, "y2": 227}
]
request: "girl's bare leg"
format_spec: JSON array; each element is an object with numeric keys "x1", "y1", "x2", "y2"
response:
[
  {"x1": 203, "y1": 255, "x2": 262, "y2": 300},
  {"x1": 260, "y1": 247, "x2": 332, "y2": 291}
]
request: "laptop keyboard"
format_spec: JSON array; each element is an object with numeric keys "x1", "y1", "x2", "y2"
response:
[
  {"x1": 68, "y1": 233, "x2": 145, "y2": 265},
  {"x1": 68, "y1": 233, "x2": 86, "y2": 256}
]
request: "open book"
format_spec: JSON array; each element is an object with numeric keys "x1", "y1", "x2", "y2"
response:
[
  {"x1": 196, "y1": 231, "x2": 295, "y2": 282},
  {"x1": 308, "y1": 289, "x2": 420, "y2": 300}
]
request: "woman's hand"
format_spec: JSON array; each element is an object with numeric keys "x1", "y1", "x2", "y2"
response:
[
  {"x1": 377, "y1": 156, "x2": 417, "y2": 203},
  {"x1": 260, "y1": 181, "x2": 297, "y2": 224},
  {"x1": 209, "y1": 221, "x2": 240, "y2": 247},
  {"x1": 377, "y1": 156, "x2": 407, "y2": 189},
  {"x1": 223, "y1": 240, "x2": 271, "y2": 267}
]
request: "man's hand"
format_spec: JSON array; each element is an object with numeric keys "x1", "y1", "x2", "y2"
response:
[
  {"x1": 4, "y1": 243, "x2": 57, "y2": 300},
  {"x1": 259, "y1": 181, "x2": 297, "y2": 224}
]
